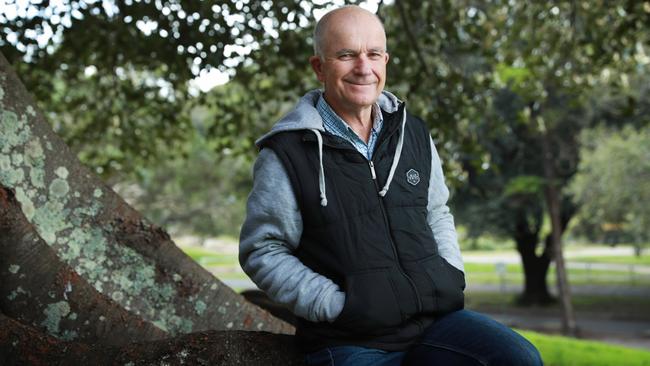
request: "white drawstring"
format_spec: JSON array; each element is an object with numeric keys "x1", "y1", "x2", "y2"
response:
[
  {"x1": 311, "y1": 107, "x2": 405, "y2": 204},
  {"x1": 378, "y1": 108, "x2": 407, "y2": 197},
  {"x1": 310, "y1": 129, "x2": 328, "y2": 206}
]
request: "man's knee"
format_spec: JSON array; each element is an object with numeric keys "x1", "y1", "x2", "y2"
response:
[
  {"x1": 493, "y1": 338, "x2": 543, "y2": 366},
  {"x1": 416, "y1": 310, "x2": 543, "y2": 366}
]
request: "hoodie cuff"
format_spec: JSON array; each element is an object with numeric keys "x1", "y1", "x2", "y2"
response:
[{"x1": 323, "y1": 290, "x2": 346, "y2": 323}]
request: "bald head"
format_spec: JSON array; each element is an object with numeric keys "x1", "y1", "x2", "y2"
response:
[
  {"x1": 308, "y1": 5, "x2": 389, "y2": 121},
  {"x1": 313, "y1": 5, "x2": 386, "y2": 58}
]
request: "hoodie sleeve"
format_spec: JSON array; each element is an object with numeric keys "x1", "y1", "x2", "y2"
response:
[
  {"x1": 427, "y1": 137, "x2": 465, "y2": 273},
  {"x1": 239, "y1": 148, "x2": 345, "y2": 323}
]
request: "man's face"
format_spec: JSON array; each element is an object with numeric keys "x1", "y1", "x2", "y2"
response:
[{"x1": 310, "y1": 10, "x2": 389, "y2": 115}]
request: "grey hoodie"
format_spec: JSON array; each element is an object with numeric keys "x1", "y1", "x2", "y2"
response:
[{"x1": 239, "y1": 89, "x2": 464, "y2": 324}]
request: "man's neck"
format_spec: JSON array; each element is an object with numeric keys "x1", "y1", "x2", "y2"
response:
[{"x1": 323, "y1": 96, "x2": 374, "y2": 143}]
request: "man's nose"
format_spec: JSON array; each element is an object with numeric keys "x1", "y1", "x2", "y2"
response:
[{"x1": 353, "y1": 54, "x2": 372, "y2": 74}]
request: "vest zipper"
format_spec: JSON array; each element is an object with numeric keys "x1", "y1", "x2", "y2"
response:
[
  {"x1": 317, "y1": 117, "x2": 423, "y2": 313},
  {"x1": 369, "y1": 161, "x2": 377, "y2": 180},
  {"x1": 368, "y1": 160, "x2": 423, "y2": 314}
]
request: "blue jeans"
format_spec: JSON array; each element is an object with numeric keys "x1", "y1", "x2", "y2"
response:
[{"x1": 305, "y1": 310, "x2": 543, "y2": 366}]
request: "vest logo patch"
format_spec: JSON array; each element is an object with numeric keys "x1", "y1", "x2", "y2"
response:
[{"x1": 406, "y1": 169, "x2": 420, "y2": 186}]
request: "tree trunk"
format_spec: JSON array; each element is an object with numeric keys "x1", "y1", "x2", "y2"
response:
[
  {"x1": 0, "y1": 49, "x2": 294, "y2": 358},
  {"x1": 0, "y1": 312, "x2": 303, "y2": 365},
  {"x1": 540, "y1": 130, "x2": 578, "y2": 336},
  {"x1": 1, "y1": 186, "x2": 168, "y2": 344},
  {"x1": 514, "y1": 219, "x2": 553, "y2": 305},
  {"x1": 634, "y1": 245, "x2": 642, "y2": 257}
]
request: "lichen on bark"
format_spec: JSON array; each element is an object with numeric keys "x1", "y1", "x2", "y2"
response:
[
  {"x1": 1, "y1": 59, "x2": 294, "y2": 343},
  {"x1": 0, "y1": 79, "x2": 195, "y2": 334},
  {"x1": 41, "y1": 301, "x2": 75, "y2": 339}
]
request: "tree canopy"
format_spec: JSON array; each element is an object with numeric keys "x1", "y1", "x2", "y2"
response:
[
  {"x1": 1, "y1": 0, "x2": 328, "y2": 178},
  {"x1": 570, "y1": 126, "x2": 650, "y2": 253}
]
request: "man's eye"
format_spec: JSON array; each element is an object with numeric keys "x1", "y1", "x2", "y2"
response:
[
  {"x1": 338, "y1": 54, "x2": 354, "y2": 60},
  {"x1": 368, "y1": 52, "x2": 383, "y2": 60}
]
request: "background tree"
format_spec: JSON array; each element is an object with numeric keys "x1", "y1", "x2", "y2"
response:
[
  {"x1": 569, "y1": 126, "x2": 650, "y2": 256},
  {"x1": 379, "y1": 0, "x2": 650, "y2": 334},
  {"x1": 462, "y1": 1, "x2": 648, "y2": 334}
]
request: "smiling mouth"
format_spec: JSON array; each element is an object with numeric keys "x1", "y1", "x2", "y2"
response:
[{"x1": 346, "y1": 81, "x2": 376, "y2": 86}]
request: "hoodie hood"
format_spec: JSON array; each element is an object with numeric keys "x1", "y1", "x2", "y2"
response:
[
  {"x1": 255, "y1": 89, "x2": 402, "y2": 147},
  {"x1": 256, "y1": 89, "x2": 405, "y2": 207}
]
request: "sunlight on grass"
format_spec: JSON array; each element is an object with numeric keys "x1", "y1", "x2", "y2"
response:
[
  {"x1": 519, "y1": 330, "x2": 650, "y2": 366},
  {"x1": 180, "y1": 246, "x2": 239, "y2": 266}
]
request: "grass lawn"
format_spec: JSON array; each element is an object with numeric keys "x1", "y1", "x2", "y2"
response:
[
  {"x1": 463, "y1": 262, "x2": 650, "y2": 286},
  {"x1": 466, "y1": 292, "x2": 650, "y2": 321},
  {"x1": 179, "y1": 246, "x2": 650, "y2": 288},
  {"x1": 180, "y1": 246, "x2": 239, "y2": 266},
  {"x1": 178, "y1": 246, "x2": 650, "y2": 289},
  {"x1": 519, "y1": 330, "x2": 650, "y2": 366}
]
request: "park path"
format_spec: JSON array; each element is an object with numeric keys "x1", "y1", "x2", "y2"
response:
[
  {"x1": 464, "y1": 246, "x2": 650, "y2": 274},
  {"x1": 485, "y1": 311, "x2": 650, "y2": 351}
]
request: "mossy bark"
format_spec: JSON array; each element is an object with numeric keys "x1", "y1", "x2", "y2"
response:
[{"x1": 0, "y1": 51, "x2": 298, "y2": 361}]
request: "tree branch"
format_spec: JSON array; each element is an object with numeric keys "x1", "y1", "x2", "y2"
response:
[{"x1": 395, "y1": 0, "x2": 431, "y2": 77}]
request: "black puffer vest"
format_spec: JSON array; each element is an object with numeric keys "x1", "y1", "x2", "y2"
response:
[{"x1": 261, "y1": 105, "x2": 465, "y2": 352}]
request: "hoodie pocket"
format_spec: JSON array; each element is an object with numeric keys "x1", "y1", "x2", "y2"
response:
[
  {"x1": 419, "y1": 255, "x2": 465, "y2": 313},
  {"x1": 333, "y1": 268, "x2": 403, "y2": 335}
]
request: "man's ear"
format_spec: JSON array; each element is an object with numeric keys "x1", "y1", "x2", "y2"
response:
[{"x1": 309, "y1": 55, "x2": 325, "y2": 83}]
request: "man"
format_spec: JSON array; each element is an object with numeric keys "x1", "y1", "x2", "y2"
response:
[{"x1": 239, "y1": 5, "x2": 542, "y2": 366}]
